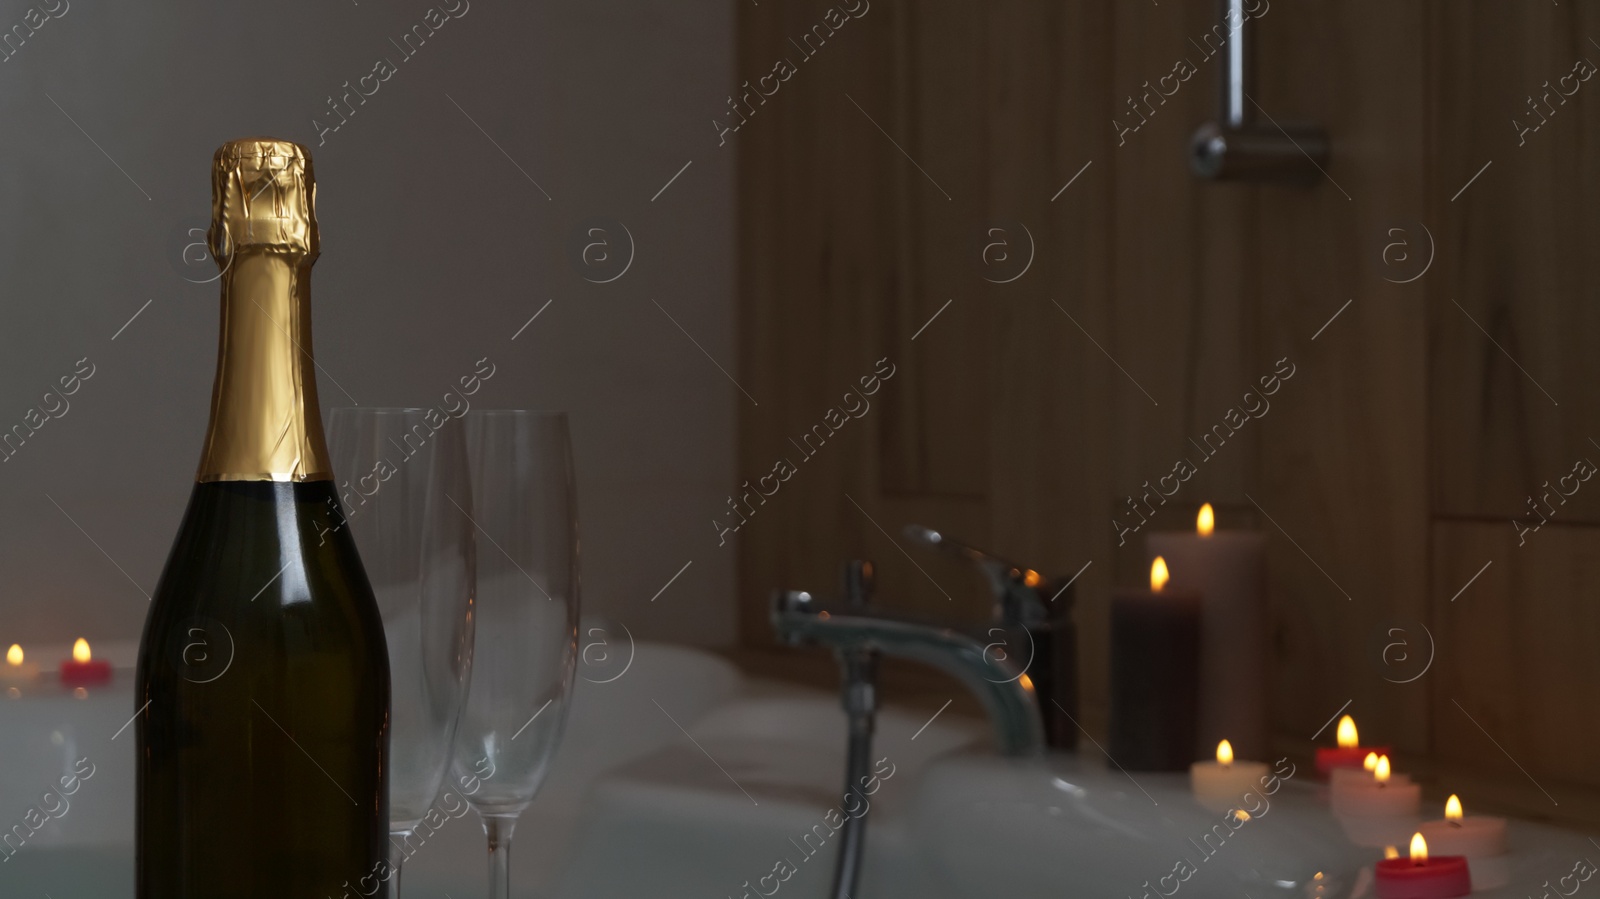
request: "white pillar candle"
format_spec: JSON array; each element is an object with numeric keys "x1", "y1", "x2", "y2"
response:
[
  {"x1": 1147, "y1": 504, "x2": 1267, "y2": 758},
  {"x1": 1332, "y1": 755, "x2": 1421, "y2": 817},
  {"x1": 1417, "y1": 795, "x2": 1507, "y2": 858},
  {"x1": 1190, "y1": 740, "x2": 1270, "y2": 813},
  {"x1": 1381, "y1": 821, "x2": 1511, "y2": 895}
]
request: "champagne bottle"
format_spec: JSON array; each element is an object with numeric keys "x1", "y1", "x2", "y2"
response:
[{"x1": 136, "y1": 138, "x2": 390, "y2": 898}]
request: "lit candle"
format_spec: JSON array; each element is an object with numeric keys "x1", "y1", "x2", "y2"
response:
[
  {"x1": 1315, "y1": 714, "x2": 1390, "y2": 777},
  {"x1": 1190, "y1": 739, "x2": 1271, "y2": 813},
  {"x1": 1109, "y1": 557, "x2": 1201, "y2": 771},
  {"x1": 0, "y1": 644, "x2": 40, "y2": 692},
  {"x1": 1332, "y1": 750, "x2": 1412, "y2": 789},
  {"x1": 1375, "y1": 832, "x2": 1470, "y2": 899},
  {"x1": 1332, "y1": 755, "x2": 1421, "y2": 817},
  {"x1": 1146, "y1": 504, "x2": 1267, "y2": 757},
  {"x1": 59, "y1": 638, "x2": 112, "y2": 687},
  {"x1": 1417, "y1": 795, "x2": 1506, "y2": 858},
  {"x1": 1418, "y1": 795, "x2": 1509, "y2": 889}
]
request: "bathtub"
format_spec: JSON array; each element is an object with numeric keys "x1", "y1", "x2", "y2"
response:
[
  {"x1": 1, "y1": 639, "x2": 1594, "y2": 898},
  {"x1": 0, "y1": 636, "x2": 754, "y2": 898}
]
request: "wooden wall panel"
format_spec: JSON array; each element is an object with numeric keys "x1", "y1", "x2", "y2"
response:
[
  {"x1": 1107, "y1": 0, "x2": 1258, "y2": 528},
  {"x1": 981, "y1": 0, "x2": 1114, "y2": 730},
  {"x1": 1254, "y1": 0, "x2": 1431, "y2": 754},
  {"x1": 735, "y1": 0, "x2": 1013, "y2": 638},
  {"x1": 1431, "y1": 2, "x2": 1600, "y2": 523},
  {"x1": 879, "y1": 3, "x2": 991, "y2": 501},
  {"x1": 735, "y1": 0, "x2": 909, "y2": 644},
  {"x1": 1432, "y1": 522, "x2": 1600, "y2": 793}
]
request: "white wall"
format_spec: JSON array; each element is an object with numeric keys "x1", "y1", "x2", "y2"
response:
[{"x1": 0, "y1": 0, "x2": 736, "y2": 647}]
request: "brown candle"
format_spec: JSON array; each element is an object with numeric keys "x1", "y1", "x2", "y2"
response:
[{"x1": 1109, "y1": 557, "x2": 1201, "y2": 771}]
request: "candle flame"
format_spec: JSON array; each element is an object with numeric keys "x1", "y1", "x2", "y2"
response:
[
  {"x1": 5, "y1": 644, "x2": 21, "y2": 666},
  {"x1": 1019, "y1": 672, "x2": 1035, "y2": 692},
  {"x1": 1232, "y1": 809, "x2": 1250, "y2": 822},
  {"x1": 1336, "y1": 714, "x2": 1358, "y2": 749},
  {"x1": 1383, "y1": 846, "x2": 1399, "y2": 860},
  {"x1": 1023, "y1": 569, "x2": 1041, "y2": 587},
  {"x1": 1375, "y1": 755, "x2": 1391, "y2": 784},
  {"x1": 1445, "y1": 794, "x2": 1462, "y2": 820},
  {"x1": 1151, "y1": 557, "x2": 1170, "y2": 592},
  {"x1": 1197, "y1": 503, "x2": 1215, "y2": 537},
  {"x1": 1410, "y1": 832, "x2": 1428, "y2": 864},
  {"x1": 72, "y1": 639, "x2": 90, "y2": 663},
  {"x1": 1363, "y1": 751, "x2": 1379, "y2": 772},
  {"x1": 1217, "y1": 739, "x2": 1234, "y2": 765}
]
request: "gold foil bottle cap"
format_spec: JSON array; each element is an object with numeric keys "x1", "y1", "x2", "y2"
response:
[
  {"x1": 208, "y1": 138, "x2": 319, "y2": 265},
  {"x1": 195, "y1": 137, "x2": 332, "y2": 483}
]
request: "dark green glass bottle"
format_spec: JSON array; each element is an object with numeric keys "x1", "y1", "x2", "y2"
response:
[{"x1": 136, "y1": 138, "x2": 390, "y2": 898}]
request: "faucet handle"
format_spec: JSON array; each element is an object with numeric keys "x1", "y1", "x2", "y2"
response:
[
  {"x1": 903, "y1": 526, "x2": 1015, "y2": 568},
  {"x1": 902, "y1": 525, "x2": 1066, "y2": 624},
  {"x1": 841, "y1": 560, "x2": 875, "y2": 607},
  {"x1": 775, "y1": 589, "x2": 818, "y2": 614},
  {"x1": 902, "y1": 525, "x2": 1031, "y2": 584}
]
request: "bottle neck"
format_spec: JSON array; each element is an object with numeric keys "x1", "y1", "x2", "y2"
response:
[{"x1": 195, "y1": 249, "x2": 332, "y2": 483}]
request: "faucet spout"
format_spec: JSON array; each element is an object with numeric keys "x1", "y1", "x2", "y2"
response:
[{"x1": 773, "y1": 590, "x2": 1046, "y2": 756}]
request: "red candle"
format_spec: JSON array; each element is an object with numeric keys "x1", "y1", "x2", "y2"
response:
[
  {"x1": 1315, "y1": 714, "x2": 1389, "y2": 776},
  {"x1": 59, "y1": 638, "x2": 112, "y2": 687},
  {"x1": 1376, "y1": 833, "x2": 1470, "y2": 899}
]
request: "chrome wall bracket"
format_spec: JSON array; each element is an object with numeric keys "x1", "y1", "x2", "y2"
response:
[{"x1": 1188, "y1": 0, "x2": 1329, "y2": 182}]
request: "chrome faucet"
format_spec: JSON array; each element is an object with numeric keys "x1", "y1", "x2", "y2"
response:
[
  {"x1": 771, "y1": 550, "x2": 1049, "y2": 751},
  {"x1": 900, "y1": 526, "x2": 1080, "y2": 751},
  {"x1": 773, "y1": 537, "x2": 1075, "y2": 899}
]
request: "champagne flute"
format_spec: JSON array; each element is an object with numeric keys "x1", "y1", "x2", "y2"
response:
[
  {"x1": 329, "y1": 408, "x2": 476, "y2": 899},
  {"x1": 451, "y1": 410, "x2": 580, "y2": 899}
]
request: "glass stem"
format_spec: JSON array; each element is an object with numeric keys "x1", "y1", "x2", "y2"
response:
[
  {"x1": 388, "y1": 829, "x2": 411, "y2": 899},
  {"x1": 484, "y1": 815, "x2": 518, "y2": 899}
]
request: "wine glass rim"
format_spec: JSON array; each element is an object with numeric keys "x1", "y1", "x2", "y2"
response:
[{"x1": 469, "y1": 409, "x2": 570, "y2": 419}]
